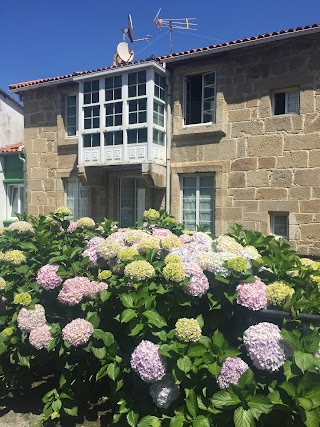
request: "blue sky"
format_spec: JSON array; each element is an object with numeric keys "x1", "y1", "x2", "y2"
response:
[{"x1": 1, "y1": 0, "x2": 319, "y2": 98}]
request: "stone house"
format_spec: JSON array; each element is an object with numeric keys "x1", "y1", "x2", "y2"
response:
[
  {"x1": 9, "y1": 23, "x2": 320, "y2": 254},
  {"x1": 0, "y1": 89, "x2": 25, "y2": 226}
]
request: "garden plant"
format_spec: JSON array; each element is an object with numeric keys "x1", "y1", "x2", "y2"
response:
[{"x1": 0, "y1": 208, "x2": 319, "y2": 427}]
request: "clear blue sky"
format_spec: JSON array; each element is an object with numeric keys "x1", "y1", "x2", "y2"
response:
[{"x1": 1, "y1": 0, "x2": 319, "y2": 99}]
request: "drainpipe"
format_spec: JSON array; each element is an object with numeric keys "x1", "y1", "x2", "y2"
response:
[
  {"x1": 165, "y1": 70, "x2": 172, "y2": 213},
  {"x1": 18, "y1": 146, "x2": 27, "y2": 214}
]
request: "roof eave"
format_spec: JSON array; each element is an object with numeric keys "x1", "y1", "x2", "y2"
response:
[
  {"x1": 162, "y1": 26, "x2": 320, "y2": 64},
  {"x1": 9, "y1": 76, "x2": 75, "y2": 94}
]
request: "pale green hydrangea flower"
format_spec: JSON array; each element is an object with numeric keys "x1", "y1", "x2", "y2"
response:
[
  {"x1": 163, "y1": 263, "x2": 185, "y2": 282},
  {"x1": 266, "y1": 281, "x2": 294, "y2": 307},
  {"x1": 144, "y1": 209, "x2": 160, "y2": 221},
  {"x1": 175, "y1": 318, "x2": 202, "y2": 342},
  {"x1": 124, "y1": 260, "x2": 155, "y2": 281}
]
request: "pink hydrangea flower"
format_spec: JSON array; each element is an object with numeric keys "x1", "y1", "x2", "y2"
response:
[
  {"x1": 130, "y1": 340, "x2": 167, "y2": 382},
  {"x1": 36, "y1": 264, "x2": 63, "y2": 290},
  {"x1": 82, "y1": 281, "x2": 108, "y2": 297},
  {"x1": 58, "y1": 277, "x2": 91, "y2": 306},
  {"x1": 62, "y1": 318, "x2": 94, "y2": 347},
  {"x1": 183, "y1": 262, "x2": 209, "y2": 297},
  {"x1": 152, "y1": 228, "x2": 174, "y2": 238},
  {"x1": 217, "y1": 357, "x2": 249, "y2": 389},
  {"x1": 82, "y1": 237, "x2": 105, "y2": 264},
  {"x1": 17, "y1": 304, "x2": 47, "y2": 333},
  {"x1": 29, "y1": 325, "x2": 53, "y2": 350},
  {"x1": 236, "y1": 277, "x2": 268, "y2": 311},
  {"x1": 66, "y1": 221, "x2": 78, "y2": 233}
]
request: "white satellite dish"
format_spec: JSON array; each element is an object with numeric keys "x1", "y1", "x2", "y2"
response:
[{"x1": 117, "y1": 42, "x2": 134, "y2": 62}]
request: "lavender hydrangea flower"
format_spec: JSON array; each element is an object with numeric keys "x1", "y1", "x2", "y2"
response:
[
  {"x1": 58, "y1": 277, "x2": 91, "y2": 305},
  {"x1": 130, "y1": 340, "x2": 166, "y2": 382},
  {"x1": 170, "y1": 247, "x2": 197, "y2": 263},
  {"x1": 152, "y1": 228, "x2": 174, "y2": 239},
  {"x1": 149, "y1": 374, "x2": 180, "y2": 408},
  {"x1": 62, "y1": 318, "x2": 94, "y2": 347},
  {"x1": 36, "y1": 264, "x2": 63, "y2": 290},
  {"x1": 183, "y1": 262, "x2": 209, "y2": 297},
  {"x1": 66, "y1": 221, "x2": 77, "y2": 233},
  {"x1": 191, "y1": 232, "x2": 213, "y2": 250},
  {"x1": 236, "y1": 277, "x2": 268, "y2": 311},
  {"x1": 82, "y1": 237, "x2": 105, "y2": 264},
  {"x1": 243, "y1": 322, "x2": 290, "y2": 372},
  {"x1": 29, "y1": 325, "x2": 53, "y2": 350},
  {"x1": 82, "y1": 281, "x2": 108, "y2": 297},
  {"x1": 17, "y1": 304, "x2": 47, "y2": 333},
  {"x1": 217, "y1": 357, "x2": 249, "y2": 389}
]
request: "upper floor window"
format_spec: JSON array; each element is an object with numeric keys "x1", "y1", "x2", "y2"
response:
[
  {"x1": 185, "y1": 72, "x2": 216, "y2": 125},
  {"x1": 128, "y1": 71, "x2": 146, "y2": 98},
  {"x1": 105, "y1": 76, "x2": 122, "y2": 101},
  {"x1": 104, "y1": 131, "x2": 123, "y2": 146},
  {"x1": 129, "y1": 99, "x2": 147, "y2": 124},
  {"x1": 106, "y1": 102, "x2": 122, "y2": 127},
  {"x1": 83, "y1": 133, "x2": 100, "y2": 148},
  {"x1": 84, "y1": 106, "x2": 100, "y2": 129},
  {"x1": 273, "y1": 91, "x2": 299, "y2": 115},
  {"x1": 83, "y1": 80, "x2": 99, "y2": 104},
  {"x1": 154, "y1": 72, "x2": 165, "y2": 100},
  {"x1": 66, "y1": 95, "x2": 77, "y2": 136}
]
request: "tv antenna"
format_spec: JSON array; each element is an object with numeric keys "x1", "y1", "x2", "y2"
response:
[
  {"x1": 123, "y1": 14, "x2": 152, "y2": 43},
  {"x1": 154, "y1": 9, "x2": 197, "y2": 54}
]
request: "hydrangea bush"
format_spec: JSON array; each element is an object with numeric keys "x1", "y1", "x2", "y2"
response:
[{"x1": 0, "y1": 210, "x2": 319, "y2": 426}]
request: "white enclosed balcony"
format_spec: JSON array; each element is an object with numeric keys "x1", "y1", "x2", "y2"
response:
[{"x1": 76, "y1": 63, "x2": 167, "y2": 167}]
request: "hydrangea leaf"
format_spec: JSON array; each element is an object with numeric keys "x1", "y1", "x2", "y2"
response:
[
  {"x1": 211, "y1": 390, "x2": 241, "y2": 408},
  {"x1": 137, "y1": 416, "x2": 161, "y2": 427},
  {"x1": 192, "y1": 415, "x2": 210, "y2": 427},
  {"x1": 233, "y1": 407, "x2": 255, "y2": 427},
  {"x1": 142, "y1": 309, "x2": 167, "y2": 328},
  {"x1": 294, "y1": 351, "x2": 315, "y2": 373}
]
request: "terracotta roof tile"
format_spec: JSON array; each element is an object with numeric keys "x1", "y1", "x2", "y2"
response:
[
  {"x1": 0, "y1": 144, "x2": 24, "y2": 153},
  {"x1": 9, "y1": 23, "x2": 320, "y2": 90}
]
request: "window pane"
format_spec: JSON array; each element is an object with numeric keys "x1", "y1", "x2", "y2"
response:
[
  {"x1": 287, "y1": 92, "x2": 298, "y2": 113},
  {"x1": 186, "y1": 74, "x2": 202, "y2": 125},
  {"x1": 274, "y1": 92, "x2": 286, "y2": 115}
]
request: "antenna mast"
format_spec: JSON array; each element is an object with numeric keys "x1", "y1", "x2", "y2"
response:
[{"x1": 154, "y1": 9, "x2": 197, "y2": 54}]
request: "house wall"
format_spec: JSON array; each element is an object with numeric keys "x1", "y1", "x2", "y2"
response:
[
  {"x1": 169, "y1": 33, "x2": 320, "y2": 254},
  {"x1": 0, "y1": 90, "x2": 23, "y2": 148}
]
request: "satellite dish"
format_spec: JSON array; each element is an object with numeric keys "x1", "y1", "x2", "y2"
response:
[
  {"x1": 128, "y1": 14, "x2": 134, "y2": 44},
  {"x1": 117, "y1": 42, "x2": 134, "y2": 63}
]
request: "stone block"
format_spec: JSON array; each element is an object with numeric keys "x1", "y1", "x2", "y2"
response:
[
  {"x1": 32, "y1": 139, "x2": 47, "y2": 153},
  {"x1": 231, "y1": 121, "x2": 264, "y2": 138},
  {"x1": 27, "y1": 205, "x2": 39, "y2": 215},
  {"x1": 31, "y1": 168, "x2": 47, "y2": 179},
  {"x1": 31, "y1": 191, "x2": 48, "y2": 206},
  {"x1": 229, "y1": 188, "x2": 256, "y2": 200},
  {"x1": 256, "y1": 188, "x2": 287, "y2": 200},
  {"x1": 258, "y1": 157, "x2": 276, "y2": 169},
  {"x1": 43, "y1": 180, "x2": 56, "y2": 191},
  {"x1": 228, "y1": 109, "x2": 251, "y2": 122},
  {"x1": 225, "y1": 207, "x2": 243, "y2": 221},
  {"x1": 247, "y1": 135, "x2": 283, "y2": 157},
  {"x1": 293, "y1": 214, "x2": 313, "y2": 224},
  {"x1": 284, "y1": 133, "x2": 320, "y2": 151},
  {"x1": 40, "y1": 154, "x2": 57, "y2": 169},
  {"x1": 257, "y1": 96, "x2": 271, "y2": 118},
  {"x1": 277, "y1": 151, "x2": 308, "y2": 168},
  {"x1": 288, "y1": 187, "x2": 311, "y2": 200},
  {"x1": 258, "y1": 200, "x2": 299, "y2": 212},
  {"x1": 294, "y1": 169, "x2": 320, "y2": 186},
  {"x1": 304, "y1": 114, "x2": 320, "y2": 134},
  {"x1": 27, "y1": 153, "x2": 41, "y2": 168},
  {"x1": 43, "y1": 205, "x2": 57, "y2": 215},
  {"x1": 300, "y1": 224, "x2": 320, "y2": 241},
  {"x1": 229, "y1": 171, "x2": 246, "y2": 188},
  {"x1": 246, "y1": 99, "x2": 259, "y2": 108},
  {"x1": 28, "y1": 179, "x2": 43, "y2": 191},
  {"x1": 24, "y1": 127, "x2": 39, "y2": 140},
  {"x1": 236, "y1": 138, "x2": 246, "y2": 157},
  {"x1": 299, "y1": 200, "x2": 320, "y2": 213},
  {"x1": 233, "y1": 200, "x2": 258, "y2": 212},
  {"x1": 309, "y1": 150, "x2": 320, "y2": 167},
  {"x1": 246, "y1": 170, "x2": 270, "y2": 187},
  {"x1": 264, "y1": 116, "x2": 292, "y2": 132},
  {"x1": 231, "y1": 157, "x2": 257, "y2": 171},
  {"x1": 312, "y1": 187, "x2": 320, "y2": 198},
  {"x1": 244, "y1": 212, "x2": 268, "y2": 222},
  {"x1": 300, "y1": 89, "x2": 316, "y2": 114},
  {"x1": 30, "y1": 112, "x2": 45, "y2": 126},
  {"x1": 291, "y1": 115, "x2": 303, "y2": 131},
  {"x1": 270, "y1": 169, "x2": 293, "y2": 187}
]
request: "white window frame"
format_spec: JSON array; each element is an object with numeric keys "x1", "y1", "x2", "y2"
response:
[
  {"x1": 77, "y1": 64, "x2": 167, "y2": 164},
  {"x1": 6, "y1": 184, "x2": 24, "y2": 220},
  {"x1": 183, "y1": 71, "x2": 216, "y2": 126},
  {"x1": 272, "y1": 90, "x2": 299, "y2": 116},
  {"x1": 180, "y1": 175, "x2": 215, "y2": 233},
  {"x1": 65, "y1": 95, "x2": 78, "y2": 138},
  {"x1": 64, "y1": 179, "x2": 88, "y2": 220},
  {"x1": 119, "y1": 178, "x2": 146, "y2": 227},
  {"x1": 270, "y1": 212, "x2": 289, "y2": 240}
]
